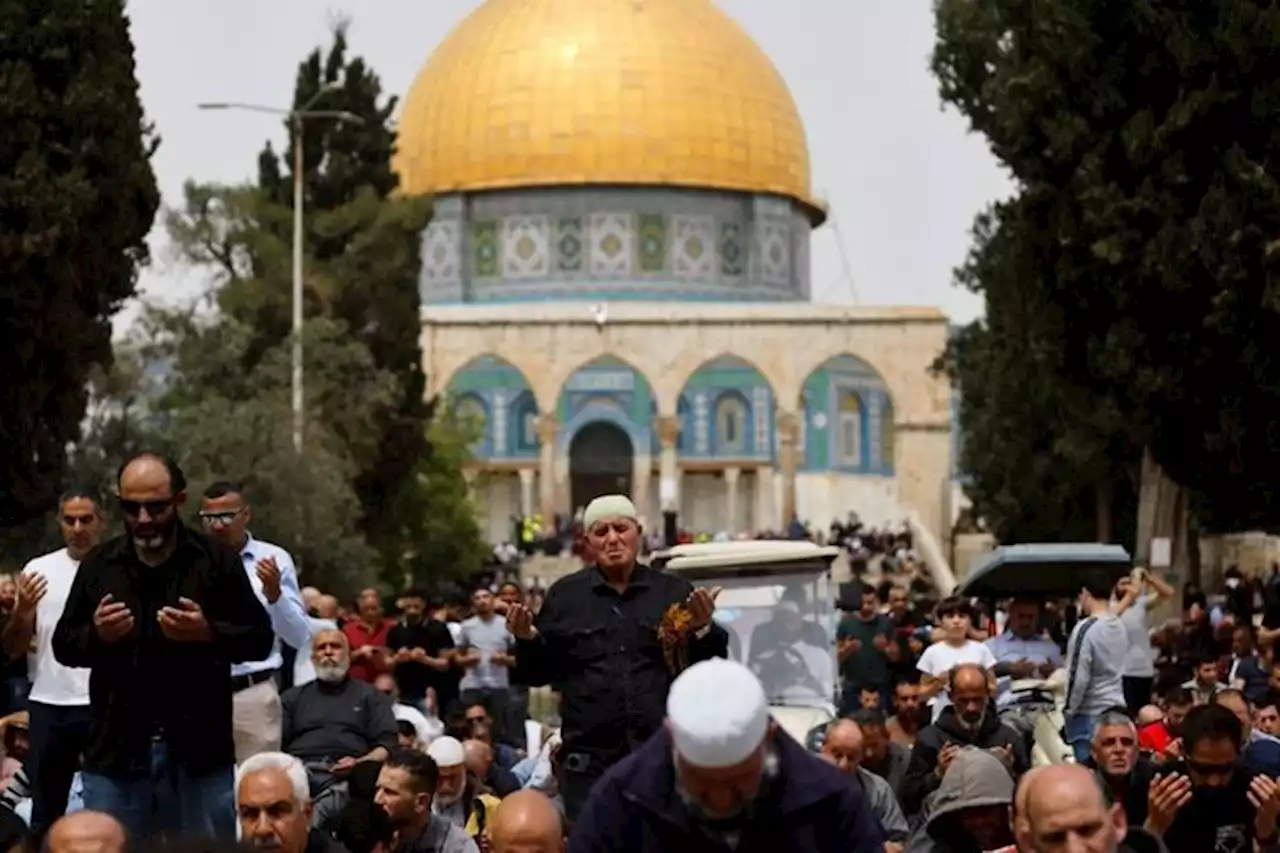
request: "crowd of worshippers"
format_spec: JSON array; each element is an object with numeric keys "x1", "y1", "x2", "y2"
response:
[
  {"x1": 8, "y1": 447, "x2": 1280, "y2": 852},
  {"x1": 824, "y1": 560, "x2": 1280, "y2": 852}
]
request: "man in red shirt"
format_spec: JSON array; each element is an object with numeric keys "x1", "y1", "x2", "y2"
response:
[{"x1": 342, "y1": 589, "x2": 393, "y2": 683}]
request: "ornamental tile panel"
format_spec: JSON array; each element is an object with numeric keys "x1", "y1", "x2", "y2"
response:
[
  {"x1": 421, "y1": 221, "x2": 460, "y2": 282},
  {"x1": 759, "y1": 220, "x2": 791, "y2": 286},
  {"x1": 719, "y1": 221, "x2": 744, "y2": 278},
  {"x1": 556, "y1": 218, "x2": 583, "y2": 272},
  {"x1": 589, "y1": 212, "x2": 635, "y2": 276},
  {"x1": 472, "y1": 220, "x2": 499, "y2": 279},
  {"x1": 637, "y1": 214, "x2": 667, "y2": 273},
  {"x1": 694, "y1": 392, "x2": 710, "y2": 454},
  {"x1": 502, "y1": 215, "x2": 551, "y2": 279},
  {"x1": 753, "y1": 386, "x2": 770, "y2": 453},
  {"x1": 672, "y1": 214, "x2": 716, "y2": 280}
]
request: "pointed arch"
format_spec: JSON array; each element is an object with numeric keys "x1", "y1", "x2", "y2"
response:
[
  {"x1": 677, "y1": 354, "x2": 776, "y2": 459},
  {"x1": 798, "y1": 353, "x2": 894, "y2": 474},
  {"x1": 557, "y1": 354, "x2": 655, "y2": 456},
  {"x1": 444, "y1": 354, "x2": 538, "y2": 460}
]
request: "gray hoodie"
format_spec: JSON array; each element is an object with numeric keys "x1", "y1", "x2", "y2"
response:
[{"x1": 906, "y1": 748, "x2": 1013, "y2": 853}]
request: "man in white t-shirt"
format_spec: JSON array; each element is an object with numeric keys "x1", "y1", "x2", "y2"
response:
[
  {"x1": 917, "y1": 596, "x2": 997, "y2": 722},
  {"x1": 2, "y1": 488, "x2": 105, "y2": 838}
]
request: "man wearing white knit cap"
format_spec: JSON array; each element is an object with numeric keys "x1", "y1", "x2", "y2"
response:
[
  {"x1": 568, "y1": 658, "x2": 887, "y2": 852},
  {"x1": 506, "y1": 494, "x2": 729, "y2": 823}
]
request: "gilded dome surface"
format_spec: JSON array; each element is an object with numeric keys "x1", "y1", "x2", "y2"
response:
[{"x1": 395, "y1": 0, "x2": 815, "y2": 213}]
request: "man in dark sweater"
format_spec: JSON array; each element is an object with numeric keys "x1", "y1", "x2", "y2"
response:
[
  {"x1": 900, "y1": 663, "x2": 1029, "y2": 820},
  {"x1": 281, "y1": 629, "x2": 399, "y2": 827}
]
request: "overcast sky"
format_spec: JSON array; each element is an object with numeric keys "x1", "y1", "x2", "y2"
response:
[{"x1": 125, "y1": 0, "x2": 1010, "y2": 326}]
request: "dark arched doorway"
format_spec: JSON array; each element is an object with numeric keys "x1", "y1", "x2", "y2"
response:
[{"x1": 569, "y1": 421, "x2": 634, "y2": 513}]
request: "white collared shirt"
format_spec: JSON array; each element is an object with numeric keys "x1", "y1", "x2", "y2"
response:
[{"x1": 232, "y1": 534, "x2": 313, "y2": 678}]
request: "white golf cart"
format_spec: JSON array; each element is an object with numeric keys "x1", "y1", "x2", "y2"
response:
[
  {"x1": 651, "y1": 540, "x2": 842, "y2": 744},
  {"x1": 959, "y1": 542, "x2": 1134, "y2": 766}
]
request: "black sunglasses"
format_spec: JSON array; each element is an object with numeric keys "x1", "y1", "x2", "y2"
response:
[{"x1": 118, "y1": 497, "x2": 175, "y2": 518}]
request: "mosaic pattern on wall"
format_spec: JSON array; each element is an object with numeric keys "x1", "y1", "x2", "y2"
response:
[
  {"x1": 638, "y1": 214, "x2": 667, "y2": 273},
  {"x1": 502, "y1": 215, "x2": 551, "y2": 279},
  {"x1": 590, "y1": 213, "x2": 635, "y2": 276},
  {"x1": 556, "y1": 354, "x2": 655, "y2": 456},
  {"x1": 798, "y1": 354, "x2": 895, "y2": 475},
  {"x1": 421, "y1": 221, "x2": 461, "y2": 283},
  {"x1": 676, "y1": 355, "x2": 775, "y2": 459},
  {"x1": 556, "y1": 218, "x2": 583, "y2": 272},
  {"x1": 473, "y1": 221, "x2": 499, "y2": 278},
  {"x1": 758, "y1": 219, "x2": 791, "y2": 286},
  {"x1": 673, "y1": 215, "x2": 716, "y2": 280},
  {"x1": 419, "y1": 188, "x2": 809, "y2": 303},
  {"x1": 720, "y1": 222, "x2": 745, "y2": 278},
  {"x1": 444, "y1": 353, "x2": 540, "y2": 460}
]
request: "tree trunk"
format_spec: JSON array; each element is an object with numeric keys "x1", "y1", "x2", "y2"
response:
[
  {"x1": 1095, "y1": 479, "x2": 1114, "y2": 544},
  {"x1": 1134, "y1": 447, "x2": 1189, "y2": 621}
]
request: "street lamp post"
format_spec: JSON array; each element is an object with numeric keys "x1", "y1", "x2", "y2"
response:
[{"x1": 198, "y1": 87, "x2": 362, "y2": 453}]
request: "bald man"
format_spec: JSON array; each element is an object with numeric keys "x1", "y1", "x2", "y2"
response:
[
  {"x1": 52, "y1": 451, "x2": 274, "y2": 842},
  {"x1": 491, "y1": 790, "x2": 565, "y2": 853},
  {"x1": 47, "y1": 811, "x2": 126, "y2": 853},
  {"x1": 901, "y1": 663, "x2": 1028, "y2": 819},
  {"x1": 1015, "y1": 764, "x2": 1130, "y2": 853},
  {"x1": 821, "y1": 720, "x2": 909, "y2": 847}
]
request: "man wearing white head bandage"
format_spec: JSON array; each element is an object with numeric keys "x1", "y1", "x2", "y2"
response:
[
  {"x1": 567, "y1": 658, "x2": 887, "y2": 851},
  {"x1": 505, "y1": 494, "x2": 729, "y2": 822}
]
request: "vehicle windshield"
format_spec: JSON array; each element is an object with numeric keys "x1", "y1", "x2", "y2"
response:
[{"x1": 705, "y1": 570, "x2": 835, "y2": 708}]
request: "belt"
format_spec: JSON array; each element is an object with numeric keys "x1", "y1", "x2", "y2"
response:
[{"x1": 231, "y1": 669, "x2": 278, "y2": 693}]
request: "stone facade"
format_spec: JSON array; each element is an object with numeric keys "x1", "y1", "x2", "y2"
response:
[{"x1": 423, "y1": 302, "x2": 952, "y2": 543}]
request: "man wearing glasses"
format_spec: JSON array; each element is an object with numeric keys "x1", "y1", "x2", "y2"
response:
[
  {"x1": 199, "y1": 481, "x2": 312, "y2": 762},
  {"x1": 52, "y1": 452, "x2": 272, "y2": 842}
]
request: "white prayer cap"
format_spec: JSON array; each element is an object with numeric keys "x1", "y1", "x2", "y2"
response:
[
  {"x1": 427, "y1": 735, "x2": 464, "y2": 768},
  {"x1": 667, "y1": 658, "x2": 769, "y2": 769},
  {"x1": 582, "y1": 495, "x2": 637, "y2": 529}
]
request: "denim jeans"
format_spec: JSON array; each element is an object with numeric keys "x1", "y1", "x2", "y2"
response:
[
  {"x1": 3, "y1": 677, "x2": 28, "y2": 716},
  {"x1": 27, "y1": 702, "x2": 93, "y2": 835},
  {"x1": 1064, "y1": 713, "x2": 1097, "y2": 763},
  {"x1": 81, "y1": 740, "x2": 234, "y2": 841}
]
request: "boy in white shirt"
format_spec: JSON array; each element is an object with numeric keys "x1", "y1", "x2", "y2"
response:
[{"x1": 916, "y1": 596, "x2": 997, "y2": 722}]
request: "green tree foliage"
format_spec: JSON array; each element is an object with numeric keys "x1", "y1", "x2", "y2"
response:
[
  {"x1": 934, "y1": 1, "x2": 1280, "y2": 535},
  {"x1": 937, "y1": 194, "x2": 1140, "y2": 543},
  {"x1": 253, "y1": 24, "x2": 435, "y2": 574},
  {"x1": 0, "y1": 0, "x2": 159, "y2": 527}
]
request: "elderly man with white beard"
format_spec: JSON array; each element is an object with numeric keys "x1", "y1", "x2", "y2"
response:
[{"x1": 281, "y1": 629, "x2": 400, "y2": 827}]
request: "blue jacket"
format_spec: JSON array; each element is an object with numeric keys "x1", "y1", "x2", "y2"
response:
[{"x1": 568, "y1": 727, "x2": 886, "y2": 853}]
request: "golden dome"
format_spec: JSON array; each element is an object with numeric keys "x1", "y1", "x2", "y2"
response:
[{"x1": 394, "y1": 0, "x2": 818, "y2": 219}]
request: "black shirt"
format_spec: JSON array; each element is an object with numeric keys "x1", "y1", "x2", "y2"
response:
[
  {"x1": 386, "y1": 619, "x2": 455, "y2": 703},
  {"x1": 1162, "y1": 766, "x2": 1257, "y2": 853},
  {"x1": 516, "y1": 564, "x2": 729, "y2": 766},
  {"x1": 52, "y1": 525, "x2": 273, "y2": 776},
  {"x1": 280, "y1": 677, "x2": 399, "y2": 763}
]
